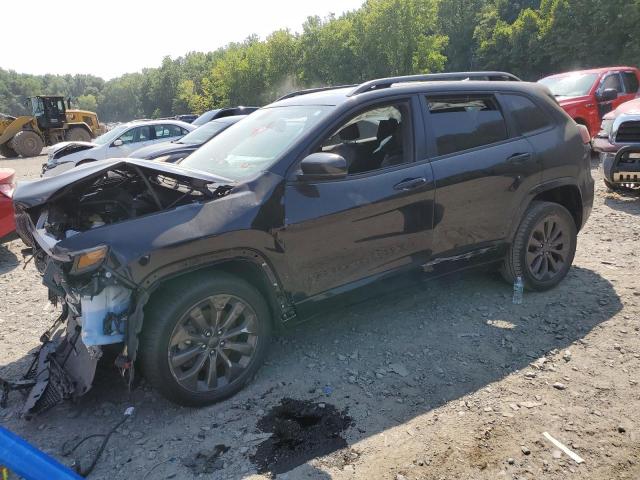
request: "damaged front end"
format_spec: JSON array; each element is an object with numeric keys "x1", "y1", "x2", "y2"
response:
[{"x1": 5, "y1": 159, "x2": 233, "y2": 416}]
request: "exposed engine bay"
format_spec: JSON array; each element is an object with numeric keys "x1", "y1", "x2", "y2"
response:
[
  {"x1": 43, "y1": 164, "x2": 216, "y2": 239},
  {"x1": 3, "y1": 159, "x2": 234, "y2": 416}
]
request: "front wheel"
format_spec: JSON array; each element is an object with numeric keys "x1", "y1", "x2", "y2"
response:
[
  {"x1": 139, "y1": 272, "x2": 272, "y2": 406},
  {"x1": 501, "y1": 201, "x2": 577, "y2": 291}
]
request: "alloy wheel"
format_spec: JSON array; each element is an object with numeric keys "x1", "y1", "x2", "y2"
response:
[
  {"x1": 168, "y1": 294, "x2": 258, "y2": 393},
  {"x1": 525, "y1": 215, "x2": 571, "y2": 281}
]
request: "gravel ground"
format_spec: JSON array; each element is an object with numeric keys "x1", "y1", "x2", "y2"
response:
[{"x1": 0, "y1": 155, "x2": 638, "y2": 480}]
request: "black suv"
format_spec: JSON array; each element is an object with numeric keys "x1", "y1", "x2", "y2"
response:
[{"x1": 12, "y1": 72, "x2": 593, "y2": 413}]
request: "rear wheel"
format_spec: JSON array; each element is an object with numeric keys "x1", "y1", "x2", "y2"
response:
[
  {"x1": 501, "y1": 201, "x2": 577, "y2": 291},
  {"x1": 139, "y1": 272, "x2": 272, "y2": 406},
  {"x1": 0, "y1": 143, "x2": 17, "y2": 158},
  {"x1": 64, "y1": 126, "x2": 92, "y2": 142},
  {"x1": 10, "y1": 131, "x2": 44, "y2": 157}
]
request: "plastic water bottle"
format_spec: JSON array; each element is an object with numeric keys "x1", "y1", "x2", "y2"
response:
[{"x1": 513, "y1": 276, "x2": 524, "y2": 305}]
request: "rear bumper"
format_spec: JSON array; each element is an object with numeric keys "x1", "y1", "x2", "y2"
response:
[{"x1": 602, "y1": 146, "x2": 640, "y2": 185}]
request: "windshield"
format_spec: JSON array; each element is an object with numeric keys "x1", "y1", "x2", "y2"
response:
[
  {"x1": 181, "y1": 106, "x2": 332, "y2": 180},
  {"x1": 178, "y1": 120, "x2": 233, "y2": 145},
  {"x1": 538, "y1": 73, "x2": 598, "y2": 97},
  {"x1": 94, "y1": 125, "x2": 128, "y2": 145}
]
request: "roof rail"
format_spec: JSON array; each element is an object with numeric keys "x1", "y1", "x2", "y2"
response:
[
  {"x1": 277, "y1": 84, "x2": 357, "y2": 101},
  {"x1": 347, "y1": 71, "x2": 522, "y2": 96}
]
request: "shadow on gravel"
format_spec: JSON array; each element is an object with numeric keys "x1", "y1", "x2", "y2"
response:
[
  {"x1": 0, "y1": 265, "x2": 622, "y2": 478},
  {"x1": 604, "y1": 192, "x2": 640, "y2": 214},
  {"x1": 0, "y1": 243, "x2": 19, "y2": 275}
]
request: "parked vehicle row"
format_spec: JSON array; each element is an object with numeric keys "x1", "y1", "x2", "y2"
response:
[{"x1": 11, "y1": 72, "x2": 594, "y2": 414}]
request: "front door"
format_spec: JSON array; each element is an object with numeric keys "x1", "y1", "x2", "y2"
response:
[{"x1": 281, "y1": 98, "x2": 436, "y2": 302}]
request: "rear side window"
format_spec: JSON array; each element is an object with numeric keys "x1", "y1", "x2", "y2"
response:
[
  {"x1": 426, "y1": 95, "x2": 508, "y2": 155},
  {"x1": 622, "y1": 72, "x2": 640, "y2": 93},
  {"x1": 502, "y1": 94, "x2": 552, "y2": 135}
]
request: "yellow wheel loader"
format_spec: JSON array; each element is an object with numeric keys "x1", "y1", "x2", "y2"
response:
[{"x1": 0, "y1": 96, "x2": 105, "y2": 158}]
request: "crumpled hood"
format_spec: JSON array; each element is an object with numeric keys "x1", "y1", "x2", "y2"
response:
[
  {"x1": 13, "y1": 157, "x2": 234, "y2": 209},
  {"x1": 50, "y1": 141, "x2": 98, "y2": 154}
]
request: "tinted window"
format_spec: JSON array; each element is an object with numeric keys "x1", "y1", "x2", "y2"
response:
[
  {"x1": 319, "y1": 103, "x2": 411, "y2": 174},
  {"x1": 426, "y1": 95, "x2": 508, "y2": 155},
  {"x1": 601, "y1": 74, "x2": 622, "y2": 92},
  {"x1": 503, "y1": 94, "x2": 551, "y2": 134},
  {"x1": 622, "y1": 72, "x2": 639, "y2": 93}
]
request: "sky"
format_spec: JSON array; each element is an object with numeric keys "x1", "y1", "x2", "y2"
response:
[{"x1": 1, "y1": 0, "x2": 365, "y2": 80}]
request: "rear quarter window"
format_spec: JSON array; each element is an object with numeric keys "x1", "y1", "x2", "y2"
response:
[
  {"x1": 502, "y1": 94, "x2": 552, "y2": 135},
  {"x1": 426, "y1": 95, "x2": 508, "y2": 155}
]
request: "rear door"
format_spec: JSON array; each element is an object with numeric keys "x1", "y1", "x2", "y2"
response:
[
  {"x1": 423, "y1": 92, "x2": 541, "y2": 258},
  {"x1": 281, "y1": 96, "x2": 436, "y2": 302},
  {"x1": 621, "y1": 71, "x2": 640, "y2": 102}
]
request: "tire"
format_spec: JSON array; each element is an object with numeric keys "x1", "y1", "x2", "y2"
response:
[
  {"x1": 501, "y1": 201, "x2": 577, "y2": 291},
  {"x1": 65, "y1": 126, "x2": 92, "y2": 142},
  {"x1": 139, "y1": 271, "x2": 272, "y2": 406},
  {"x1": 0, "y1": 143, "x2": 17, "y2": 158},
  {"x1": 10, "y1": 131, "x2": 44, "y2": 157}
]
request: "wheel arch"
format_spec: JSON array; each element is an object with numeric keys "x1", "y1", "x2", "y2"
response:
[
  {"x1": 126, "y1": 250, "x2": 292, "y2": 363},
  {"x1": 66, "y1": 122, "x2": 94, "y2": 136},
  {"x1": 509, "y1": 180, "x2": 584, "y2": 241}
]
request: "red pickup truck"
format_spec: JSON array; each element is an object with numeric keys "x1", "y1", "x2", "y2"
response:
[{"x1": 538, "y1": 66, "x2": 640, "y2": 137}]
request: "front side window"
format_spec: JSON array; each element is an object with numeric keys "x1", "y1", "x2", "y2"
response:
[
  {"x1": 503, "y1": 94, "x2": 552, "y2": 135},
  {"x1": 426, "y1": 95, "x2": 508, "y2": 156},
  {"x1": 181, "y1": 105, "x2": 332, "y2": 180},
  {"x1": 601, "y1": 74, "x2": 622, "y2": 93},
  {"x1": 118, "y1": 126, "x2": 152, "y2": 145},
  {"x1": 622, "y1": 72, "x2": 639, "y2": 94},
  {"x1": 317, "y1": 103, "x2": 411, "y2": 174}
]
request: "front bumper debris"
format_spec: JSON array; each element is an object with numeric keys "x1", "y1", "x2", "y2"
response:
[{"x1": 0, "y1": 306, "x2": 98, "y2": 418}]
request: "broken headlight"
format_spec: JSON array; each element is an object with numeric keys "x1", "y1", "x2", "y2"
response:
[{"x1": 70, "y1": 245, "x2": 108, "y2": 275}]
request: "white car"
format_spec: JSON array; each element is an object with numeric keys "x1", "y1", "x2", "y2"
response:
[{"x1": 42, "y1": 120, "x2": 195, "y2": 176}]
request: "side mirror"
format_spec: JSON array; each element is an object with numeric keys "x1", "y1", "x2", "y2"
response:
[
  {"x1": 298, "y1": 152, "x2": 347, "y2": 181},
  {"x1": 112, "y1": 139, "x2": 124, "y2": 147},
  {"x1": 598, "y1": 88, "x2": 618, "y2": 102}
]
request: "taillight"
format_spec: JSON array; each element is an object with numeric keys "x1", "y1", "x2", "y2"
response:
[
  {"x1": 0, "y1": 168, "x2": 15, "y2": 198},
  {"x1": 576, "y1": 124, "x2": 591, "y2": 144},
  {"x1": 0, "y1": 183, "x2": 14, "y2": 199}
]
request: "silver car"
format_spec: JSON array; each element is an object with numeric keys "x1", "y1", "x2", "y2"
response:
[{"x1": 43, "y1": 120, "x2": 195, "y2": 176}]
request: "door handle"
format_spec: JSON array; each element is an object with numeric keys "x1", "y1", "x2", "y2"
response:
[
  {"x1": 506, "y1": 153, "x2": 531, "y2": 164},
  {"x1": 393, "y1": 177, "x2": 427, "y2": 191}
]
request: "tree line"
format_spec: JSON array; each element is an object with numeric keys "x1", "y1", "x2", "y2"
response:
[{"x1": 1, "y1": 0, "x2": 638, "y2": 122}]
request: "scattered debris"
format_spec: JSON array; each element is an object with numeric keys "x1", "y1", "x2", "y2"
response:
[
  {"x1": 388, "y1": 363, "x2": 409, "y2": 377},
  {"x1": 617, "y1": 425, "x2": 626, "y2": 433},
  {"x1": 182, "y1": 444, "x2": 230, "y2": 474},
  {"x1": 552, "y1": 382, "x2": 567, "y2": 390},
  {"x1": 543, "y1": 432, "x2": 584, "y2": 464},
  {"x1": 563, "y1": 351, "x2": 572, "y2": 362},
  {"x1": 252, "y1": 398, "x2": 352, "y2": 475},
  {"x1": 521, "y1": 446, "x2": 531, "y2": 455}
]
